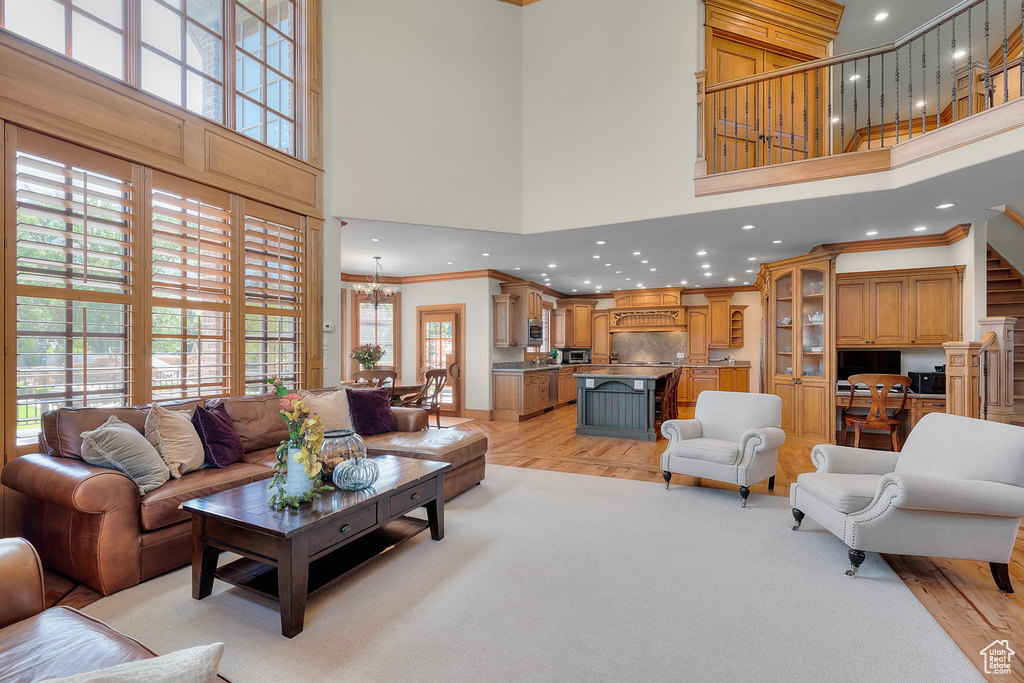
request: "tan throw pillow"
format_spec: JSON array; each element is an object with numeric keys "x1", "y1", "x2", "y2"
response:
[
  {"x1": 38, "y1": 642, "x2": 224, "y2": 683},
  {"x1": 299, "y1": 389, "x2": 354, "y2": 431},
  {"x1": 145, "y1": 404, "x2": 205, "y2": 478},
  {"x1": 80, "y1": 416, "x2": 170, "y2": 495}
]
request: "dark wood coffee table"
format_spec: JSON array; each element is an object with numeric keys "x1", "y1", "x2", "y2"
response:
[{"x1": 181, "y1": 455, "x2": 450, "y2": 637}]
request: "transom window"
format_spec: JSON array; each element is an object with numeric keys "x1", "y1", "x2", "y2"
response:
[{"x1": 0, "y1": 0, "x2": 300, "y2": 156}]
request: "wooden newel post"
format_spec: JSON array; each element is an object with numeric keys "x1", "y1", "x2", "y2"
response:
[
  {"x1": 943, "y1": 341, "x2": 981, "y2": 418},
  {"x1": 978, "y1": 317, "x2": 1016, "y2": 423},
  {"x1": 695, "y1": 70, "x2": 708, "y2": 177}
]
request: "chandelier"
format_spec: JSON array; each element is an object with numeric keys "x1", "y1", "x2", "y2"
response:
[{"x1": 353, "y1": 256, "x2": 398, "y2": 308}]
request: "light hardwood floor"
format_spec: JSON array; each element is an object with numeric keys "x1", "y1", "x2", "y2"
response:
[{"x1": 42, "y1": 404, "x2": 1023, "y2": 681}]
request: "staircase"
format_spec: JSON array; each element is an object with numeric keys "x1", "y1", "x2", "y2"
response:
[{"x1": 986, "y1": 248, "x2": 1024, "y2": 426}]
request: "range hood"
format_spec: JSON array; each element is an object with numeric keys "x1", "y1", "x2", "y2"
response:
[{"x1": 609, "y1": 306, "x2": 686, "y2": 333}]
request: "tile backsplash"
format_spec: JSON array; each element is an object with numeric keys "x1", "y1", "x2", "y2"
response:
[{"x1": 611, "y1": 331, "x2": 687, "y2": 363}]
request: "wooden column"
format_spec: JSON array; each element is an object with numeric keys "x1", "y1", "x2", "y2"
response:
[
  {"x1": 943, "y1": 341, "x2": 981, "y2": 418},
  {"x1": 978, "y1": 317, "x2": 1016, "y2": 423},
  {"x1": 695, "y1": 70, "x2": 707, "y2": 177}
]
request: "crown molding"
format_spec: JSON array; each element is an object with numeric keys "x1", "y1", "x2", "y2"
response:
[{"x1": 809, "y1": 224, "x2": 971, "y2": 255}]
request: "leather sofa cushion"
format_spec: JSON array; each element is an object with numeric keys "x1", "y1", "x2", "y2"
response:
[
  {"x1": 363, "y1": 430, "x2": 487, "y2": 469},
  {"x1": 139, "y1": 463, "x2": 273, "y2": 531},
  {"x1": 670, "y1": 437, "x2": 740, "y2": 465},
  {"x1": 40, "y1": 400, "x2": 201, "y2": 460},
  {"x1": 796, "y1": 473, "x2": 882, "y2": 514},
  {"x1": 207, "y1": 394, "x2": 287, "y2": 453},
  {"x1": 0, "y1": 607, "x2": 155, "y2": 683},
  {"x1": 241, "y1": 445, "x2": 281, "y2": 469}
]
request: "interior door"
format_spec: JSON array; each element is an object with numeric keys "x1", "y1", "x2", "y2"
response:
[
  {"x1": 419, "y1": 309, "x2": 462, "y2": 416},
  {"x1": 762, "y1": 52, "x2": 806, "y2": 164},
  {"x1": 708, "y1": 37, "x2": 762, "y2": 173}
]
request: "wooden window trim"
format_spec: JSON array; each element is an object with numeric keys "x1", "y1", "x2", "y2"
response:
[{"x1": 349, "y1": 289, "x2": 401, "y2": 378}]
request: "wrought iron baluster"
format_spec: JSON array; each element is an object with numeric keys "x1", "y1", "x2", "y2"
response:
[
  {"x1": 1003, "y1": 0, "x2": 1009, "y2": 104},
  {"x1": 867, "y1": 55, "x2": 872, "y2": 149},
  {"x1": 922, "y1": 36, "x2": 927, "y2": 133},
  {"x1": 826, "y1": 66, "x2": 832, "y2": 156},
  {"x1": 853, "y1": 59, "x2": 859, "y2": 149},
  {"x1": 986, "y1": 0, "x2": 992, "y2": 109},
  {"x1": 713, "y1": 91, "x2": 717, "y2": 173},
  {"x1": 723, "y1": 94, "x2": 728, "y2": 172},
  {"x1": 767, "y1": 77, "x2": 772, "y2": 166},
  {"x1": 936, "y1": 26, "x2": 942, "y2": 129},
  {"x1": 983, "y1": 351, "x2": 990, "y2": 420},
  {"x1": 779, "y1": 78, "x2": 784, "y2": 161},
  {"x1": 734, "y1": 86, "x2": 738, "y2": 171},
  {"x1": 745, "y1": 83, "x2": 750, "y2": 169},
  {"x1": 803, "y1": 68, "x2": 808, "y2": 159},
  {"x1": 908, "y1": 41, "x2": 913, "y2": 139},
  {"x1": 951, "y1": 15, "x2": 957, "y2": 123},
  {"x1": 1021, "y1": 0, "x2": 1023, "y2": 102},
  {"x1": 755, "y1": 83, "x2": 760, "y2": 168},
  {"x1": 896, "y1": 46, "x2": 901, "y2": 143},
  {"x1": 969, "y1": 7, "x2": 974, "y2": 117},
  {"x1": 814, "y1": 68, "x2": 819, "y2": 157},
  {"x1": 880, "y1": 52, "x2": 884, "y2": 148},
  {"x1": 790, "y1": 72, "x2": 796, "y2": 161},
  {"x1": 840, "y1": 62, "x2": 845, "y2": 150}
]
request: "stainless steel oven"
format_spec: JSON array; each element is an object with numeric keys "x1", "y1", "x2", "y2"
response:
[
  {"x1": 567, "y1": 350, "x2": 589, "y2": 363},
  {"x1": 528, "y1": 319, "x2": 543, "y2": 344}
]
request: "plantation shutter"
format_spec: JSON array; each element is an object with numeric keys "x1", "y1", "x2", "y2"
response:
[
  {"x1": 150, "y1": 172, "x2": 234, "y2": 400},
  {"x1": 11, "y1": 130, "x2": 136, "y2": 443},
  {"x1": 243, "y1": 201, "x2": 305, "y2": 393}
]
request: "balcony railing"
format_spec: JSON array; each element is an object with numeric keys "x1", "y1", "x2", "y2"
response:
[{"x1": 696, "y1": 0, "x2": 1024, "y2": 176}]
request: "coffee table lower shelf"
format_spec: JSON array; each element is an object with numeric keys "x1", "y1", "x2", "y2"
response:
[{"x1": 214, "y1": 517, "x2": 428, "y2": 600}]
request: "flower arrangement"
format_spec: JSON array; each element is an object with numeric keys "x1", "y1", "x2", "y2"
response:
[
  {"x1": 267, "y1": 379, "x2": 333, "y2": 509},
  {"x1": 351, "y1": 343, "x2": 386, "y2": 370}
]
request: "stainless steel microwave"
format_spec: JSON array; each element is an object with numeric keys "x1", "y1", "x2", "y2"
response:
[
  {"x1": 567, "y1": 350, "x2": 589, "y2": 363},
  {"x1": 528, "y1": 318, "x2": 543, "y2": 344}
]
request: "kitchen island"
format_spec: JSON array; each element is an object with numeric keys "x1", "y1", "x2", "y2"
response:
[{"x1": 575, "y1": 367, "x2": 676, "y2": 441}]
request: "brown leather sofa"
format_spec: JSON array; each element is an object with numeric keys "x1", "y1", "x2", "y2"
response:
[
  {"x1": 0, "y1": 537, "x2": 231, "y2": 682},
  {"x1": 1, "y1": 391, "x2": 486, "y2": 596}
]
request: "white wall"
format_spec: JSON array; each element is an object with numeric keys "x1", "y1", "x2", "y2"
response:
[
  {"x1": 397, "y1": 278, "x2": 498, "y2": 412},
  {"x1": 323, "y1": 0, "x2": 522, "y2": 234},
  {"x1": 521, "y1": 0, "x2": 701, "y2": 233},
  {"x1": 987, "y1": 214, "x2": 1024, "y2": 277}
]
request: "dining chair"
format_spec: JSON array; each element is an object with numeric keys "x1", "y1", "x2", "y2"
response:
[
  {"x1": 840, "y1": 373, "x2": 913, "y2": 451},
  {"x1": 654, "y1": 368, "x2": 682, "y2": 427},
  {"x1": 398, "y1": 369, "x2": 447, "y2": 429},
  {"x1": 352, "y1": 369, "x2": 397, "y2": 388}
]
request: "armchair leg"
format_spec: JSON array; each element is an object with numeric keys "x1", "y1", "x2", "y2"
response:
[
  {"x1": 739, "y1": 486, "x2": 750, "y2": 508},
  {"x1": 845, "y1": 549, "x2": 866, "y2": 577},
  {"x1": 791, "y1": 508, "x2": 804, "y2": 531},
  {"x1": 991, "y1": 563, "x2": 1014, "y2": 593},
  {"x1": 663, "y1": 471, "x2": 671, "y2": 490},
  {"x1": 767, "y1": 475, "x2": 776, "y2": 492}
]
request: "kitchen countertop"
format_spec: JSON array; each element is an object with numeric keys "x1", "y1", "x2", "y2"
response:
[
  {"x1": 491, "y1": 361, "x2": 752, "y2": 373},
  {"x1": 574, "y1": 367, "x2": 676, "y2": 379}
]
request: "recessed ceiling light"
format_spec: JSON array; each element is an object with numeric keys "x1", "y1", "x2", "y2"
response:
[
  {"x1": 953, "y1": 50, "x2": 966, "y2": 58},
  {"x1": 604, "y1": 263, "x2": 611, "y2": 266},
  {"x1": 701, "y1": 264, "x2": 711, "y2": 269},
  {"x1": 596, "y1": 286, "x2": 602, "y2": 290},
  {"x1": 773, "y1": 240, "x2": 783, "y2": 244},
  {"x1": 727, "y1": 277, "x2": 736, "y2": 282},
  {"x1": 371, "y1": 238, "x2": 381, "y2": 242},
  {"x1": 541, "y1": 273, "x2": 548, "y2": 277},
  {"x1": 704, "y1": 272, "x2": 713, "y2": 277},
  {"x1": 936, "y1": 203, "x2": 955, "y2": 209},
  {"x1": 615, "y1": 270, "x2": 622, "y2": 274},
  {"x1": 747, "y1": 257, "x2": 756, "y2": 261},
  {"x1": 866, "y1": 230, "x2": 878, "y2": 236},
  {"x1": 638, "y1": 285, "x2": 645, "y2": 289},
  {"x1": 650, "y1": 268, "x2": 657, "y2": 271},
  {"x1": 572, "y1": 289, "x2": 578, "y2": 292},
  {"x1": 481, "y1": 252, "x2": 490, "y2": 256},
  {"x1": 446, "y1": 261, "x2": 454, "y2": 265},
  {"x1": 680, "y1": 280, "x2": 688, "y2": 285},
  {"x1": 914, "y1": 226, "x2": 928, "y2": 231},
  {"x1": 641, "y1": 260, "x2": 649, "y2": 264},
  {"x1": 625, "y1": 278, "x2": 632, "y2": 281},
  {"x1": 593, "y1": 255, "x2": 600, "y2": 259},
  {"x1": 694, "y1": 285, "x2": 701, "y2": 288},
  {"x1": 596, "y1": 241, "x2": 606, "y2": 245},
  {"x1": 514, "y1": 267, "x2": 520, "y2": 270},
  {"x1": 849, "y1": 74, "x2": 860, "y2": 81},
  {"x1": 633, "y1": 251, "x2": 641, "y2": 256},
  {"x1": 742, "y1": 224, "x2": 755, "y2": 230},
  {"x1": 916, "y1": 100, "x2": 925, "y2": 107},
  {"x1": 548, "y1": 264, "x2": 557, "y2": 268},
  {"x1": 875, "y1": 11, "x2": 889, "y2": 21},
  {"x1": 831, "y1": 117, "x2": 840, "y2": 123},
  {"x1": 743, "y1": 282, "x2": 750, "y2": 285},
  {"x1": 584, "y1": 280, "x2": 591, "y2": 284},
  {"x1": 696, "y1": 250, "x2": 707, "y2": 256},
  {"x1": 746, "y1": 269, "x2": 754, "y2": 273}
]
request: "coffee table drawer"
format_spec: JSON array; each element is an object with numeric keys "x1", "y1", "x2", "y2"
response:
[
  {"x1": 308, "y1": 503, "x2": 378, "y2": 555},
  {"x1": 389, "y1": 479, "x2": 437, "y2": 517}
]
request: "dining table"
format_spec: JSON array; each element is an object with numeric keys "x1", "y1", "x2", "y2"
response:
[{"x1": 339, "y1": 378, "x2": 425, "y2": 405}]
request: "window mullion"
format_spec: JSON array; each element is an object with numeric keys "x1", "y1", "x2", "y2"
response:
[
  {"x1": 125, "y1": 0, "x2": 141, "y2": 87},
  {"x1": 224, "y1": 1, "x2": 237, "y2": 140}
]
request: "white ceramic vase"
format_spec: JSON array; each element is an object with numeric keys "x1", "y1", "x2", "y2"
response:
[{"x1": 284, "y1": 447, "x2": 314, "y2": 497}]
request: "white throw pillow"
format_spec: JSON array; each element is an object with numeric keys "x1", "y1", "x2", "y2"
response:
[
  {"x1": 145, "y1": 404, "x2": 205, "y2": 478},
  {"x1": 299, "y1": 389, "x2": 354, "y2": 431},
  {"x1": 38, "y1": 642, "x2": 224, "y2": 683}
]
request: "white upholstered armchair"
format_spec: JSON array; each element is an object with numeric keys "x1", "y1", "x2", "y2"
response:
[
  {"x1": 791, "y1": 412, "x2": 1024, "y2": 592},
  {"x1": 661, "y1": 391, "x2": 785, "y2": 507}
]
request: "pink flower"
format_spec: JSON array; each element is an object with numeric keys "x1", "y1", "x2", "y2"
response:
[{"x1": 280, "y1": 397, "x2": 293, "y2": 412}]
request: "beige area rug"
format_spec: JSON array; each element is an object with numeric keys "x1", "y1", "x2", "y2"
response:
[{"x1": 85, "y1": 466, "x2": 985, "y2": 683}]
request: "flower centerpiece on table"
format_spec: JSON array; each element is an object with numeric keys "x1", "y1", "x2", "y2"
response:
[
  {"x1": 267, "y1": 379, "x2": 333, "y2": 510},
  {"x1": 351, "y1": 343, "x2": 386, "y2": 370}
]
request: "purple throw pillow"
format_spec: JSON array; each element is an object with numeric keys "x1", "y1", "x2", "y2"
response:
[
  {"x1": 192, "y1": 404, "x2": 244, "y2": 468},
  {"x1": 346, "y1": 388, "x2": 398, "y2": 436}
]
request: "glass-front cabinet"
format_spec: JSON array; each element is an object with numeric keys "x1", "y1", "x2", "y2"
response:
[{"x1": 764, "y1": 253, "x2": 836, "y2": 445}]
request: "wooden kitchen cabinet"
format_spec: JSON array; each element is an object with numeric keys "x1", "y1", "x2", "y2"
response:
[
  {"x1": 591, "y1": 310, "x2": 610, "y2": 363},
  {"x1": 558, "y1": 367, "x2": 576, "y2": 404},
  {"x1": 690, "y1": 368, "x2": 718, "y2": 401},
  {"x1": 613, "y1": 289, "x2": 681, "y2": 307},
  {"x1": 493, "y1": 369, "x2": 552, "y2": 421},
  {"x1": 835, "y1": 267, "x2": 963, "y2": 347},
  {"x1": 707, "y1": 295, "x2": 732, "y2": 347},
  {"x1": 553, "y1": 308, "x2": 567, "y2": 348},
  {"x1": 492, "y1": 293, "x2": 519, "y2": 347},
  {"x1": 555, "y1": 299, "x2": 598, "y2": 349},
  {"x1": 524, "y1": 373, "x2": 541, "y2": 413},
  {"x1": 718, "y1": 366, "x2": 750, "y2": 393},
  {"x1": 763, "y1": 252, "x2": 836, "y2": 446},
  {"x1": 686, "y1": 308, "x2": 710, "y2": 364}
]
